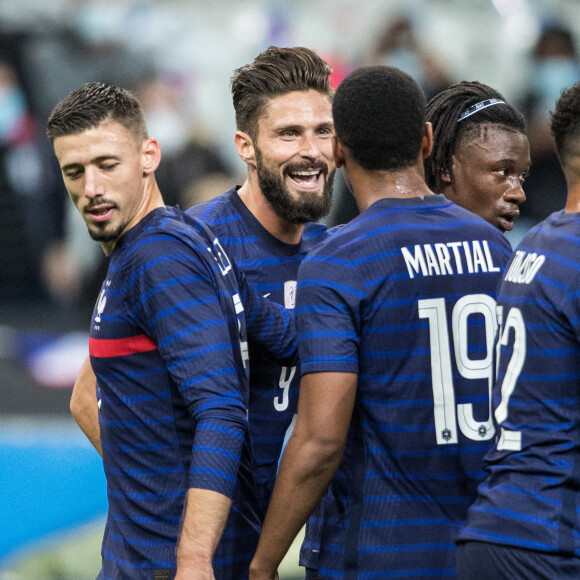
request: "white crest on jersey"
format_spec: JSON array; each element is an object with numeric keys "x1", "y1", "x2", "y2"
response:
[
  {"x1": 284, "y1": 281, "x2": 297, "y2": 309},
  {"x1": 94, "y1": 289, "x2": 107, "y2": 324}
]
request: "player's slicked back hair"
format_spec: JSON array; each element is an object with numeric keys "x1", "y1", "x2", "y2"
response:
[
  {"x1": 551, "y1": 81, "x2": 580, "y2": 167},
  {"x1": 231, "y1": 46, "x2": 333, "y2": 140},
  {"x1": 47, "y1": 82, "x2": 148, "y2": 145},
  {"x1": 333, "y1": 65, "x2": 426, "y2": 171},
  {"x1": 425, "y1": 81, "x2": 526, "y2": 192}
]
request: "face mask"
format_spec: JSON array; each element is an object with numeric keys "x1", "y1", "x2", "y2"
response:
[
  {"x1": 385, "y1": 48, "x2": 424, "y2": 87},
  {"x1": 145, "y1": 107, "x2": 189, "y2": 157},
  {"x1": 534, "y1": 58, "x2": 580, "y2": 112},
  {"x1": 0, "y1": 86, "x2": 26, "y2": 144}
]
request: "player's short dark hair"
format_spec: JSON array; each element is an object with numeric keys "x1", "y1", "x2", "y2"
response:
[
  {"x1": 332, "y1": 65, "x2": 426, "y2": 171},
  {"x1": 551, "y1": 81, "x2": 580, "y2": 167},
  {"x1": 425, "y1": 81, "x2": 526, "y2": 192},
  {"x1": 231, "y1": 46, "x2": 333, "y2": 140},
  {"x1": 47, "y1": 82, "x2": 148, "y2": 145}
]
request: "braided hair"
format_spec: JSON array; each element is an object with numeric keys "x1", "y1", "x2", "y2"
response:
[{"x1": 425, "y1": 81, "x2": 526, "y2": 192}]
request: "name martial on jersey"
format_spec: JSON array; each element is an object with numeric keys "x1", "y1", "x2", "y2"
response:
[{"x1": 401, "y1": 239, "x2": 501, "y2": 278}]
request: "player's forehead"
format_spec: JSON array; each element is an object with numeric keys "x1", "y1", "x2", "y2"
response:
[
  {"x1": 260, "y1": 89, "x2": 333, "y2": 128},
  {"x1": 456, "y1": 123, "x2": 529, "y2": 165},
  {"x1": 54, "y1": 120, "x2": 139, "y2": 165}
]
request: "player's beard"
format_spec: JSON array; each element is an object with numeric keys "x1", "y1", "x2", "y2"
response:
[
  {"x1": 255, "y1": 146, "x2": 335, "y2": 224},
  {"x1": 85, "y1": 214, "x2": 128, "y2": 244}
]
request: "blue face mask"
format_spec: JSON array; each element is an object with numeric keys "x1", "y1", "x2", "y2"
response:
[
  {"x1": 0, "y1": 86, "x2": 26, "y2": 144},
  {"x1": 385, "y1": 48, "x2": 424, "y2": 86},
  {"x1": 534, "y1": 57, "x2": 580, "y2": 112}
]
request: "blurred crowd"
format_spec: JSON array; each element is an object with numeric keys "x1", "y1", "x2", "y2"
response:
[{"x1": 1, "y1": 1, "x2": 579, "y2": 313}]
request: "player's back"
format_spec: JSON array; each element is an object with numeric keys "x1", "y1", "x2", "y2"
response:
[
  {"x1": 458, "y1": 209, "x2": 580, "y2": 558},
  {"x1": 297, "y1": 194, "x2": 512, "y2": 578}
]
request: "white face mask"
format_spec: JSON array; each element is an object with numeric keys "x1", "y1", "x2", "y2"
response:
[{"x1": 145, "y1": 107, "x2": 190, "y2": 157}]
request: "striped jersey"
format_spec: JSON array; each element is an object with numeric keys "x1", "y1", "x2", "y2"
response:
[
  {"x1": 186, "y1": 187, "x2": 326, "y2": 574},
  {"x1": 92, "y1": 206, "x2": 294, "y2": 579},
  {"x1": 296, "y1": 195, "x2": 511, "y2": 579},
  {"x1": 188, "y1": 187, "x2": 327, "y2": 503},
  {"x1": 458, "y1": 210, "x2": 580, "y2": 559}
]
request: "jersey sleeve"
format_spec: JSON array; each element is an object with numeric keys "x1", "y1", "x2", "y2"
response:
[
  {"x1": 296, "y1": 249, "x2": 363, "y2": 376},
  {"x1": 132, "y1": 234, "x2": 247, "y2": 498},
  {"x1": 236, "y1": 262, "x2": 297, "y2": 367}
]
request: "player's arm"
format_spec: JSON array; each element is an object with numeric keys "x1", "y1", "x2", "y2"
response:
[
  {"x1": 236, "y1": 264, "x2": 297, "y2": 367},
  {"x1": 70, "y1": 355, "x2": 102, "y2": 456},
  {"x1": 249, "y1": 370, "x2": 357, "y2": 579},
  {"x1": 141, "y1": 234, "x2": 249, "y2": 574},
  {"x1": 176, "y1": 488, "x2": 232, "y2": 579}
]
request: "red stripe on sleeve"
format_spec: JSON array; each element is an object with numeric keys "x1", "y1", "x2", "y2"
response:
[{"x1": 89, "y1": 334, "x2": 157, "y2": 358}]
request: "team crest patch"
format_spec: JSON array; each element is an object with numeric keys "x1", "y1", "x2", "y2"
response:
[
  {"x1": 284, "y1": 281, "x2": 297, "y2": 309},
  {"x1": 94, "y1": 289, "x2": 107, "y2": 323}
]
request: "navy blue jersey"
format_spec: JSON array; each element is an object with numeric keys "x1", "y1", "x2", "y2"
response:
[
  {"x1": 458, "y1": 210, "x2": 580, "y2": 560},
  {"x1": 296, "y1": 195, "x2": 511, "y2": 579},
  {"x1": 91, "y1": 206, "x2": 294, "y2": 579},
  {"x1": 188, "y1": 188, "x2": 326, "y2": 504},
  {"x1": 187, "y1": 187, "x2": 326, "y2": 575}
]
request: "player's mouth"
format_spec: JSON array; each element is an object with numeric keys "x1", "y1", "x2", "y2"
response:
[
  {"x1": 86, "y1": 204, "x2": 115, "y2": 223},
  {"x1": 286, "y1": 167, "x2": 327, "y2": 191},
  {"x1": 498, "y1": 209, "x2": 520, "y2": 232}
]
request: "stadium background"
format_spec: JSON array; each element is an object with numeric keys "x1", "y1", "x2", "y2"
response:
[{"x1": 1, "y1": 0, "x2": 579, "y2": 578}]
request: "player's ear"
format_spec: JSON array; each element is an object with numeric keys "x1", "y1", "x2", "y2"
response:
[
  {"x1": 333, "y1": 136, "x2": 346, "y2": 168},
  {"x1": 235, "y1": 131, "x2": 256, "y2": 167},
  {"x1": 421, "y1": 122, "x2": 433, "y2": 160},
  {"x1": 142, "y1": 137, "x2": 161, "y2": 175},
  {"x1": 440, "y1": 168, "x2": 452, "y2": 185}
]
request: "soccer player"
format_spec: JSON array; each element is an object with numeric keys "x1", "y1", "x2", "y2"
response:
[
  {"x1": 249, "y1": 65, "x2": 513, "y2": 579},
  {"x1": 47, "y1": 82, "x2": 295, "y2": 580},
  {"x1": 186, "y1": 46, "x2": 334, "y2": 575},
  {"x1": 425, "y1": 81, "x2": 530, "y2": 234},
  {"x1": 455, "y1": 82, "x2": 580, "y2": 579}
]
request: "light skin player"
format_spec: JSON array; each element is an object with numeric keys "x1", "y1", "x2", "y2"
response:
[
  {"x1": 188, "y1": 45, "x2": 335, "y2": 498},
  {"x1": 187, "y1": 46, "x2": 335, "y2": 578},
  {"x1": 68, "y1": 46, "x2": 335, "y2": 579},
  {"x1": 69, "y1": 47, "x2": 334, "y2": 461},
  {"x1": 49, "y1": 83, "x2": 245, "y2": 580}
]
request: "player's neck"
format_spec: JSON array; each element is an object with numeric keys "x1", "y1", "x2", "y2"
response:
[
  {"x1": 347, "y1": 164, "x2": 432, "y2": 213},
  {"x1": 237, "y1": 180, "x2": 305, "y2": 245},
  {"x1": 563, "y1": 171, "x2": 580, "y2": 213},
  {"x1": 101, "y1": 177, "x2": 164, "y2": 256}
]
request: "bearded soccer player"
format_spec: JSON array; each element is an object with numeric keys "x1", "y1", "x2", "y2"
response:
[{"x1": 187, "y1": 45, "x2": 335, "y2": 576}]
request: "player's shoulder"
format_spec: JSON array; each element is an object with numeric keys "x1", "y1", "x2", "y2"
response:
[
  {"x1": 301, "y1": 221, "x2": 329, "y2": 250},
  {"x1": 186, "y1": 187, "x2": 248, "y2": 237},
  {"x1": 129, "y1": 206, "x2": 211, "y2": 259},
  {"x1": 186, "y1": 187, "x2": 239, "y2": 221},
  {"x1": 443, "y1": 199, "x2": 513, "y2": 253}
]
